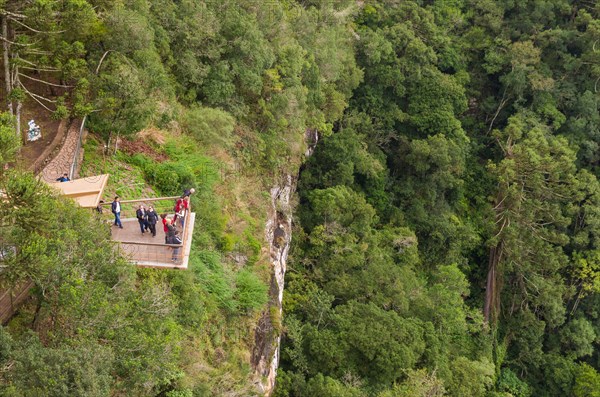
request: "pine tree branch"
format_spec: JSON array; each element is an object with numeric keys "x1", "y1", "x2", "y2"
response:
[
  {"x1": 18, "y1": 65, "x2": 60, "y2": 73},
  {"x1": 21, "y1": 48, "x2": 52, "y2": 55},
  {"x1": 18, "y1": 73, "x2": 72, "y2": 88},
  {"x1": 488, "y1": 88, "x2": 509, "y2": 134},
  {"x1": 18, "y1": 82, "x2": 56, "y2": 103},
  {"x1": 0, "y1": 10, "x2": 26, "y2": 19},
  {"x1": 15, "y1": 57, "x2": 37, "y2": 66},
  {"x1": 95, "y1": 50, "x2": 113, "y2": 75},
  {"x1": 8, "y1": 16, "x2": 65, "y2": 34},
  {"x1": 19, "y1": 81, "x2": 54, "y2": 112},
  {"x1": 0, "y1": 35, "x2": 34, "y2": 46}
]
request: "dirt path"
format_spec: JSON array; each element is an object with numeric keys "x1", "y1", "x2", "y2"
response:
[{"x1": 19, "y1": 103, "x2": 61, "y2": 168}]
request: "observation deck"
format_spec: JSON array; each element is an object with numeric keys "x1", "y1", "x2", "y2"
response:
[
  {"x1": 49, "y1": 176, "x2": 195, "y2": 270},
  {"x1": 100, "y1": 197, "x2": 195, "y2": 270}
]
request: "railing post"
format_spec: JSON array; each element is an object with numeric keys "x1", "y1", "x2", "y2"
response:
[{"x1": 69, "y1": 116, "x2": 87, "y2": 180}]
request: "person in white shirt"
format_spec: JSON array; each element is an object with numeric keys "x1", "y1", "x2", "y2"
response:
[{"x1": 111, "y1": 196, "x2": 123, "y2": 228}]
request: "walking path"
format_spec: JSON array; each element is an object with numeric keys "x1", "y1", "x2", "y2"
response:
[{"x1": 39, "y1": 119, "x2": 83, "y2": 182}]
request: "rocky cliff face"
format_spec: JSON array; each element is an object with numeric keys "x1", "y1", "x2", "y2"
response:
[
  {"x1": 251, "y1": 175, "x2": 294, "y2": 395},
  {"x1": 252, "y1": 129, "x2": 318, "y2": 395}
]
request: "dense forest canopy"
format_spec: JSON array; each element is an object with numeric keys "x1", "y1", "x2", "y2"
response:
[
  {"x1": 0, "y1": 0, "x2": 599, "y2": 396},
  {"x1": 278, "y1": 1, "x2": 600, "y2": 396}
]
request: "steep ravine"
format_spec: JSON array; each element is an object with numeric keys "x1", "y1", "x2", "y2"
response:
[{"x1": 252, "y1": 129, "x2": 319, "y2": 395}]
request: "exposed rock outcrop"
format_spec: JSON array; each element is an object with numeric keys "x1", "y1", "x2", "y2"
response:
[
  {"x1": 252, "y1": 129, "x2": 319, "y2": 395},
  {"x1": 252, "y1": 174, "x2": 294, "y2": 395}
]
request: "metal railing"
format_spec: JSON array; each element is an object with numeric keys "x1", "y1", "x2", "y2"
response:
[
  {"x1": 98, "y1": 196, "x2": 180, "y2": 220},
  {"x1": 69, "y1": 116, "x2": 87, "y2": 180},
  {"x1": 118, "y1": 240, "x2": 185, "y2": 267}
]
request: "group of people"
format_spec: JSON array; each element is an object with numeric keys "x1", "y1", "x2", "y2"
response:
[
  {"x1": 135, "y1": 205, "x2": 159, "y2": 236},
  {"x1": 110, "y1": 188, "x2": 195, "y2": 263}
]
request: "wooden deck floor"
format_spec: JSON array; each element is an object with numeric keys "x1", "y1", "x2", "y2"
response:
[{"x1": 110, "y1": 213, "x2": 195, "y2": 270}]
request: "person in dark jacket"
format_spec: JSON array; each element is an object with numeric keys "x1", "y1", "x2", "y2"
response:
[
  {"x1": 95, "y1": 200, "x2": 104, "y2": 217},
  {"x1": 136, "y1": 205, "x2": 147, "y2": 234},
  {"x1": 181, "y1": 188, "x2": 195, "y2": 198},
  {"x1": 111, "y1": 196, "x2": 123, "y2": 228},
  {"x1": 56, "y1": 173, "x2": 70, "y2": 182},
  {"x1": 165, "y1": 221, "x2": 176, "y2": 244},
  {"x1": 146, "y1": 206, "x2": 158, "y2": 237},
  {"x1": 170, "y1": 231, "x2": 183, "y2": 262}
]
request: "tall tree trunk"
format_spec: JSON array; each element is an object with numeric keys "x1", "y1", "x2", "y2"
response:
[
  {"x1": 484, "y1": 241, "x2": 503, "y2": 325},
  {"x1": 13, "y1": 58, "x2": 21, "y2": 142},
  {"x1": 15, "y1": 96, "x2": 21, "y2": 142},
  {"x1": 1, "y1": 15, "x2": 13, "y2": 118}
]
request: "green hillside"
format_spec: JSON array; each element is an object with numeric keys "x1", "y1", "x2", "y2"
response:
[{"x1": 0, "y1": 1, "x2": 599, "y2": 396}]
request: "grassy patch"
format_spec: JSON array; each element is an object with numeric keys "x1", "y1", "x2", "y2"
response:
[{"x1": 80, "y1": 136, "x2": 156, "y2": 200}]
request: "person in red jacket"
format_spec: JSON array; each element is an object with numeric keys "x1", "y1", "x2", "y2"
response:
[
  {"x1": 161, "y1": 213, "x2": 169, "y2": 233},
  {"x1": 173, "y1": 198, "x2": 183, "y2": 222},
  {"x1": 178, "y1": 196, "x2": 190, "y2": 228}
]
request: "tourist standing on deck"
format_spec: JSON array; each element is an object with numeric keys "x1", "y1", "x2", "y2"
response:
[
  {"x1": 136, "y1": 205, "x2": 148, "y2": 234},
  {"x1": 165, "y1": 221, "x2": 176, "y2": 245},
  {"x1": 176, "y1": 203, "x2": 186, "y2": 229},
  {"x1": 161, "y1": 214, "x2": 174, "y2": 242},
  {"x1": 173, "y1": 197, "x2": 183, "y2": 222},
  {"x1": 161, "y1": 214, "x2": 169, "y2": 233},
  {"x1": 170, "y1": 230, "x2": 183, "y2": 262},
  {"x1": 111, "y1": 196, "x2": 123, "y2": 228},
  {"x1": 179, "y1": 196, "x2": 190, "y2": 228},
  {"x1": 146, "y1": 206, "x2": 158, "y2": 237},
  {"x1": 181, "y1": 188, "x2": 195, "y2": 198}
]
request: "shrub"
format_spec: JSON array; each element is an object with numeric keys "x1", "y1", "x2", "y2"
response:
[
  {"x1": 145, "y1": 162, "x2": 197, "y2": 196},
  {"x1": 497, "y1": 368, "x2": 531, "y2": 397},
  {"x1": 235, "y1": 270, "x2": 268, "y2": 313},
  {"x1": 182, "y1": 106, "x2": 236, "y2": 149}
]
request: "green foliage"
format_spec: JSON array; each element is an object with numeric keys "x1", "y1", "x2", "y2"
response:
[
  {"x1": 51, "y1": 96, "x2": 70, "y2": 120},
  {"x1": 88, "y1": 58, "x2": 156, "y2": 139},
  {"x1": 166, "y1": 390, "x2": 193, "y2": 397},
  {"x1": 1, "y1": 334, "x2": 113, "y2": 397},
  {"x1": 497, "y1": 368, "x2": 531, "y2": 397},
  {"x1": 234, "y1": 269, "x2": 268, "y2": 313},
  {"x1": 282, "y1": 2, "x2": 600, "y2": 397},
  {"x1": 303, "y1": 373, "x2": 366, "y2": 397},
  {"x1": 558, "y1": 317, "x2": 596, "y2": 359},
  {"x1": 182, "y1": 106, "x2": 236, "y2": 148},
  {"x1": 332, "y1": 301, "x2": 427, "y2": 386},
  {"x1": 145, "y1": 161, "x2": 196, "y2": 196},
  {"x1": 301, "y1": 186, "x2": 377, "y2": 235},
  {"x1": 572, "y1": 250, "x2": 600, "y2": 296},
  {"x1": 446, "y1": 357, "x2": 494, "y2": 397},
  {"x1": 192, "y1": 251, "x2": 236, "y2": 313},
  {"x1": 0, "y1": 112, "x2": 19, "y2": 167},
  {"x1": 377, "y1": 369, "x2": 446, "y2": 397},
  {"x1": 573, "y1": 363, "x2": 600, "y2": 397},
  {"x1": 6, "y1": 0, "x2": 600, "y2": 396}
]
